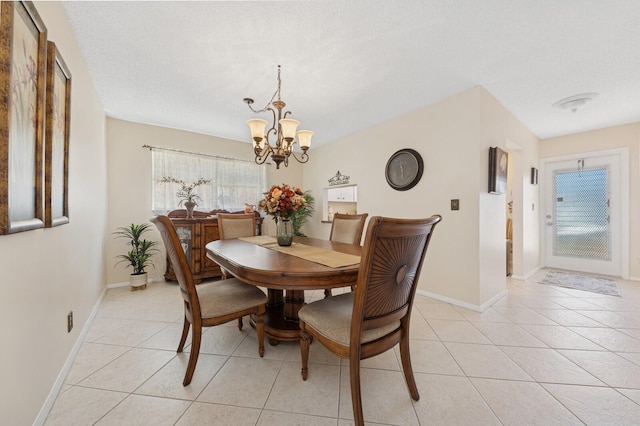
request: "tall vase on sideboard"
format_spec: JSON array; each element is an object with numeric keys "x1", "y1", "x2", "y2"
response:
[{"x1": 184, "y1": 201, "x2": 196, "y2": 219}]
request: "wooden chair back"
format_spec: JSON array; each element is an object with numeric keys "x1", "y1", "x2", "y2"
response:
[
  {"x1": 351, "y1": 215, "x2": 441, "y2": 349},
  {"x1": 217, "y1": 212, "x2": 256, "y2": 240},
  {"x1": 299, "y1": 214, "x2": 441, "y2": 424},
  {"x1": 329, "y1": 213, "x2": 368, "y2": 245},
  {"x1": 150, "y1": 215, "x2": 201, "y2": 325}
]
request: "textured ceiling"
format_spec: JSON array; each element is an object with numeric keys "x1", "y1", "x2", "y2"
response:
[{"x1": 62, "y1": 1, "x2": 640, "y2": 148}]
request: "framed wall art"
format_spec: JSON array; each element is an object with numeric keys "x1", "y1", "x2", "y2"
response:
[
  {"x1": 0, "y1": 1, "x2": 48, "y2": 234},
  {"x1": 44, "y1": 41, "x2": 71, "y2": 227},
  {"x1": 488, "y1": 146, "x2": 508, "y2": 194}
]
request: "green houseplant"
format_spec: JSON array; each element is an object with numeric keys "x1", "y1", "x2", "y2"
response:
[
  {"x1": 114, "y1": 223, "x2": 159, "y2": 290},
  {"x1": 290, "y1": 191, "x2": 315, "y2": 236}
]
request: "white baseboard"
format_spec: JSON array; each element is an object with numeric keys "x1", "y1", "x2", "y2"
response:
[
  {"x1": 107, "y1": 281, "x2": 129, "y2": 289},
  {"x1": 33, "y1": 286, "x2": 109, "y2": 426},
  {"x1": 416, "y1": 288, "x2": 508, "y2": 313},
  {"x1": 107, "y1": 277, "x2": 158, "y2": 289},
  {"x1": 511, "y1": 266, "x2": 541, "y2": 281}
]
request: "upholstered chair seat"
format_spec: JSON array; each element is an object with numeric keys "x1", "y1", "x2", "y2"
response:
[
  {"x1": 196, "y1": 279, "x2": 267, "y2": 318},
  {"x1": 298, "y1": 293, "x2": 400, "y2": 346}
]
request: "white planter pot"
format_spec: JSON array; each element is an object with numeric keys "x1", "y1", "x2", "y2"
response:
[{"x1": 130, "y1": 272, "x2": 148, "y2": 291}]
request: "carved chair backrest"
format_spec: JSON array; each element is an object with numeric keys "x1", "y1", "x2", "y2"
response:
[{"x1": 350, "y1": 215, "x2": 441, "y2": 346}]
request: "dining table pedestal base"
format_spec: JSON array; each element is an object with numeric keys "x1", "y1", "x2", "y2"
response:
[{"x1": 250, "y1": 289, "x2": 306, "y2": 345}]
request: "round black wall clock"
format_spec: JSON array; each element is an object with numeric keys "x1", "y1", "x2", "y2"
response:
[{"x1": 385, "y1": 148, "x2": 424, "y2": 191}]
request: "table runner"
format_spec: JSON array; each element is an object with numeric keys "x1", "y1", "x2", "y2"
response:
[{"x1": 239, "y1": 236, "x2": 360, "y2": 268}]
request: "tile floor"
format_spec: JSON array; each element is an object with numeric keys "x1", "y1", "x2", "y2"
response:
[{"x1": 45, "y1": 270, "x2": 640, "y2": 425}]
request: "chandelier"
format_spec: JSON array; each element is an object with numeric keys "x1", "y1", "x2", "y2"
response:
[{"x1": 244, "y1": 65, "x2": 313, "y2": 169}]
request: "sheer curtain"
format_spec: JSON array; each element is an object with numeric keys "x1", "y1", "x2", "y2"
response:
[{"x1": 152, "y1": 148, "x2": 266, "y2": 214}]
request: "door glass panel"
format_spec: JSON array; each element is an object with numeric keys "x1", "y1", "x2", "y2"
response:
[
  {"x1": 553, "y1": 167, "x2": 609, "y2": 260},
  {"x1": 175, "y1": 226, "x2": 191, "y2": 264}
]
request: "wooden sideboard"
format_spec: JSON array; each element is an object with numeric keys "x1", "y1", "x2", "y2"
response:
[{"x1": 164, "y1": 209, "x2": 263, "y2": 283}]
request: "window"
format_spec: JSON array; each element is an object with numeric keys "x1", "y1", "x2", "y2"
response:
[
  {"x1": 152, "y1": 149, "x2": 266, "y2": 214},
  {"x1": 553, "y1": 167, "x2": 610, "y2": 260}
]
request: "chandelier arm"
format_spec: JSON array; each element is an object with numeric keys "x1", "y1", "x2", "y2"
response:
[
  {"x1": 254, "y1": 143, "x2": 273, "y2": 165},
  {"x1": 288, "y1": 150, "x2": 309, "y2": 164},
  {"x1": 264, "y1": 107, "x2": 278, "y2": 147}
]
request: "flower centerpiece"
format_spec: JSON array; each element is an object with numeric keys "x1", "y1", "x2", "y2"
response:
[
  {"x1": 259, "y1": 183, "x2": 306, "y2": 246},
  {"x1": 161, "y1": 176, "x2": 210, "y2": 218}
]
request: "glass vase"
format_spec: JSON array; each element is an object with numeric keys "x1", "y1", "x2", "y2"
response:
[{"x1": 276, "y1": 219, "x2": 293, "y2": 246}]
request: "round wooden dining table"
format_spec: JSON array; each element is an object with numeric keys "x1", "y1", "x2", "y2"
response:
[{"x1": 205, "y1": 236, "x2": 361, "y2": 344}]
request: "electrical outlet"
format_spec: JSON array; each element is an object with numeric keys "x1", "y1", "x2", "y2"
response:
[{"x1": 67, "y1": 311, "x2": 73, "y2": 333}]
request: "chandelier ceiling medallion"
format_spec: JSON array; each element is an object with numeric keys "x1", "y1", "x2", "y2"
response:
[{"x1": 244, "y1": 65, "x2": 313, "y2": 169}]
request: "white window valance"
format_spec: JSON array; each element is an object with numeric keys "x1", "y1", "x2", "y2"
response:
[{"x1": 150, "y1": 147, "x2": 266, "y2": 215}]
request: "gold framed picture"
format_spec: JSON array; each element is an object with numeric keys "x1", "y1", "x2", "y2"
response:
[
  {"x1": 45, "y1": 41, "x2": 71, "y2": 227},
  {"x1": 0, "y1": 1, "x2": 48, "y2": 234}
]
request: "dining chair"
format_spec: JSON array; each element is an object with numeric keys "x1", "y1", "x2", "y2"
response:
[
  {"x1": 217, "y1": 212, "x2": 257, "y2": 280},
  {"x1": 217, "y1": 212, "x2": 256, "y2": 240},
  {"x1": 329, "y1": 212, "x2": 368, "y2": 245},
  {"x1": 299, "y1": 214, "x2": 442, "y2": 426},
  {"x1": 216, "y1": 212, "x2": 259, "y2": 328},
  {"x1": 151, "y1": 215, "x2": 266, "y2": 386},
  {"x1": 325, "y1": 213, "x2": 368, "y2": 296}
]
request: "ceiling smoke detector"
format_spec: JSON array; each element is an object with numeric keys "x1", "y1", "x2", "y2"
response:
[{"x1": 552, "y1": 93, "x2": 598, "y2": 113}]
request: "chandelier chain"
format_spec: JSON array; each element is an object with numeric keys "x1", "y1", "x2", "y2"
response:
[{"x1": 247, "y1": 65, "x2": 283, "y2": 114}]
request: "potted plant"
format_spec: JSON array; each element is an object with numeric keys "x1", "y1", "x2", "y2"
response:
[
  {"x1": 290, "y1": 190, "x2": 315, "y2": 236},
  {"x1": 114, "y1": 223, "x2": 159, "y2": 291},
  {"x1": 161, "y1": 176, "x2": 211, "y2": 218}
]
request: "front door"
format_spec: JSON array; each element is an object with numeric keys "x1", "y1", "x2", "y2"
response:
[{"x1": 543, "y1": 153, "x2": 621, "y2": 276}]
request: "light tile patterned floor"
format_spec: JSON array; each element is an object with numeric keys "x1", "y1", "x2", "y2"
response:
[{"x1": 45, "y1": 270, "x2": 640, "y2": 425}]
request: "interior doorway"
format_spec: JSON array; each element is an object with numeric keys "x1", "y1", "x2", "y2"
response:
[{"x1": 542, "y1": 150, "x2": 628, "y2": 277}]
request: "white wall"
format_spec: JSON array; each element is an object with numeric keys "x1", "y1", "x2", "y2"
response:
[
  {"x1": 540, "y1": 123, "x2": 640, "y2": 280},
  {"x1": 303, "y1": 86, "x2": 540, "y2": 308},
  {"x1": 106, "y1": 118, "x2": 303, "y2": 285},
  {"x1": 0, "y1": 2, "x2": 107, "y2": 424},
  {"x1": 478, "y1": 87, "x2": 540, "y2": 281}
]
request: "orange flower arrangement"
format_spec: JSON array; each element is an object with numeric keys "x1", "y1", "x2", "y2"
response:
[{"x1": 259, "y1": 184, "x2": 306, "y2": 221}]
